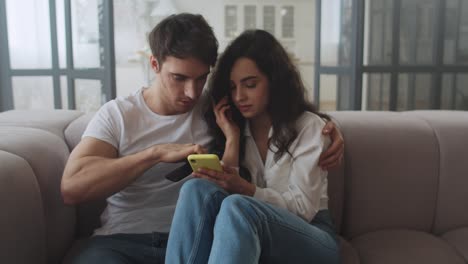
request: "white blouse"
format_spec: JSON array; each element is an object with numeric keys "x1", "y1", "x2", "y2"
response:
[{"x1": 242, "y1": 111, "x2": 331, "y2": 222}]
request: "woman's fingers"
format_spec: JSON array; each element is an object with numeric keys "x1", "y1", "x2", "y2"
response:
[{"x1": 197, "y1": 168, "x2": 226, "y2": 181}]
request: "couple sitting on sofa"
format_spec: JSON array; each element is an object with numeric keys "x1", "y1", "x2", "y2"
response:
[{"x1": 61, "y1": 13, "x2": 344, "y2": 264}]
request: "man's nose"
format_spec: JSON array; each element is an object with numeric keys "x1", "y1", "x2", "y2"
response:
[{"x1": 184, "y1": 81, "x2": 197, "y2": 99}]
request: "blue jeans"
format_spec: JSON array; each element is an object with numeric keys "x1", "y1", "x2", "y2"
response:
[
  {"x1": 72, "y1": 232, "x2": 168, "y2": 264},
  {"x1": 165, "y1": 179, "x2": 340, "y2": 264}
]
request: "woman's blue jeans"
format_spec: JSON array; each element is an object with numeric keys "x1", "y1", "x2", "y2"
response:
[{"x1": 165, "y1": 179, "x2": 340, "y2": 264}]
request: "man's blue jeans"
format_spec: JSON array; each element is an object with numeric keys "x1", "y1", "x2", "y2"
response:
[
  {"x1": 72, "y1": 232, "x2": 168, "y2": 264},
  {"x1": 165, "y1": 179, "x2": 340, "y2": 264}
]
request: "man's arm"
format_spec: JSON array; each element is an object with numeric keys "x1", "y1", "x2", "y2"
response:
[{"x1": 61, "y1": 137, "x2": 206, "y2": 205}]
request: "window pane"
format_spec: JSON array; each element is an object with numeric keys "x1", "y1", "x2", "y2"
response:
[
  {"x1": 6, "y1": 0, "x2": 52, "y2": 69},
  {"x1": 263, "y1": 6, "x2": 275, "y2": 35},
  {"x1": 61, "y1": 76, "x2": 68, "y2": 109},
  {"x1": 455, "y1": 74, "x2": 468, "y2": 110},
  {"x1": 225, "y1": 5, "x2": 238, "y2": 37},
  {"x1": 281, "y1": 6, "x2": 294, "y2": 38},
  {"x1": 244, "y1": 5, "x2": 256, "y2": 30},
  {"x1": 444, "y1": 0, "x2": 468, "y2": 65},
  {"x1": 56, "y1": 0, "x2": 67, "y2": 68},
  {"x1": 71, "y1": 0, "x2": 103, "y2": 68},
  {"x1": 12, "y1": 77, "x2": 54, "y2": 109},
  {"x1": 298, "y1": 63, "x2": 315, "y2": 104},
  {"x1": 397, "y1": 73, "x2": 432, "y2": 110},
  {"x1": 364, "y1": 0, "x2": 394, "y2": 65},
  {"x1": 320, "y1": 0, "x2": 353, "y2": 66},
  {"x1": 320, "y1": 75, "x2": 338, "y2": 111},
  {"x1": 399, "y1": 0, "x2": 436, "y2": 65},
  {"x1": 75, "y1": 79, "x2": 103, "y2": 112},
  {"x1": 319, "y1": 74, "x2": 351, "y2": 111},
  {"x1": 363, "y1": 73, "x2": 391, "y2": 110},
  {"x1": 442, "y1": 74, "x2": 468, "y2": 110}
]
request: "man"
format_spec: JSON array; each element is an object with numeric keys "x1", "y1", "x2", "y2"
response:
[{"x1": 62, "y1": 13, "x2": 343, "y2": 264}]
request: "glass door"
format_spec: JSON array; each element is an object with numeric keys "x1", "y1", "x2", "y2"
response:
[{"x1": 0, "y1": 0, "x2": 115, "y2": 112}]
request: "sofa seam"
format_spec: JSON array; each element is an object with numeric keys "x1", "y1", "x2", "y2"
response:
[{"x1": 414, "y1": 115, "x2": 441, "y2": 235}]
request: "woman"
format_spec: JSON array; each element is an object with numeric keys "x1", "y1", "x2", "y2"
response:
[{"x1": 165, "y1": 29, "x2": 340, "y2": 264}]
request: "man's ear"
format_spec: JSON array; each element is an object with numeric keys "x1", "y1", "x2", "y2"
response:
[{"x1": 150, "y1": 55, "x2": 161, "y2": 73}]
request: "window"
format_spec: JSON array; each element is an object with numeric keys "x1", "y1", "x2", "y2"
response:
[
  {"x1": 263, "y1": 6, "x2": 275, "y2": 35},
  {"x1": 316, "y1": 0, "x2": 468, "y2": 111},
  {"x1": 244, "y1": 5, "x2": 256, "y2": 30},
  {"x1": 281, "y1": 6, "x2": 294, "y2": 38},
  {"x1": 225, "y1": 5, "x2": 238, "y2": 38},
  {"x1": 0, "y1": 0, "x2": 115, "y2": 112}
]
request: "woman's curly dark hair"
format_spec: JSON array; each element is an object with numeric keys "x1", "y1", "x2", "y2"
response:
[{"x1": 204, "y1": 29, "x2": 329, "y2": 170}]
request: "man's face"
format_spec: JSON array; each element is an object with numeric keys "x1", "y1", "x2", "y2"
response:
[{"x1": 152, "y1": 56, "x2": 210, "y2": 115}]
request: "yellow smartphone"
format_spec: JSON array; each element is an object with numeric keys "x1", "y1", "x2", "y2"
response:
[{"x1": 187, "y1": 154, "x2": 223, "y2": 173}]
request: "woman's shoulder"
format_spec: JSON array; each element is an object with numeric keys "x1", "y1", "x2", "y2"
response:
[{"x1": 296, "y1": 111, "x2": 327, "y2": 131}]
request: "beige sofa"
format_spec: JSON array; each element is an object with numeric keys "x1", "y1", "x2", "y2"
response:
[{"x1": 0, "y1": 109, "x2": 467, "y2": 264}]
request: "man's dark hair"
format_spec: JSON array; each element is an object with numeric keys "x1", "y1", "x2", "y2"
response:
[{"x1": 148, "y1": 13, "x2": 218, "y2": 66}]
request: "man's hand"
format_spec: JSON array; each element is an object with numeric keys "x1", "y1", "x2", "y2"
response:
[
  {"x1": 152, "y1": 143, "x2": 207, "y2": 163},
  {"x1": 319, "y1": 121, "x2": 344, "y2": 170}
]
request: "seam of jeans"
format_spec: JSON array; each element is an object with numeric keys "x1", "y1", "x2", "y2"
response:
[
  {"x1": 187, "y1": 189, "x2": 226, "y2": 264},
  {"x1": 264, "y1": 217, "x2": 338, "y2": 253},
  {"x1": 241, "y1": 199, "x2": 338, "y2": 253}
]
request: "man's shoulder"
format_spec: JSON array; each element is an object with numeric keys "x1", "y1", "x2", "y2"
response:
[{"x1": 99, "y1": 89, "x2": 143, "y2": 115}]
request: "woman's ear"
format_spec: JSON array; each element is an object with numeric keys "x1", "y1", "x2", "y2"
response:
[{"x1": 150, "y1": 56, "x2": 160, "y2": 73}]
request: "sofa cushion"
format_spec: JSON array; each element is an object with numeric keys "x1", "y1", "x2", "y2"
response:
[
  {"x1": 0, "y1": 150, "x2": 47, "y2": 264},
  {"x1": 442, "y1": 227, "x2": 468, "y2": 262},
  {"x1": 0, "y1": 109, "x2": 83, "y2": 139},
  {"x1": 352, "y1": 229, "x2": 465, "y2": 264},
  {"x1": 331, "y1": 112, "x2": 439, "y2": 238},
  {"x1": 0, "y1": 127, "x2": 75, "y2": 264},
  {"x1": 339, "y1": 236, "x2": 360, "y2": 264},
  {"x1": 64, "y1": 112, "x2": 95, "y2": 150},
  {"x1": 405, "y1": 111, "x2": 468, "y2": 235}
]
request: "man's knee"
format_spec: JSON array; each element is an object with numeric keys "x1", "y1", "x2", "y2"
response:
[{"x1": 73, "y1": 246, "x2": 128, "y2": 264}]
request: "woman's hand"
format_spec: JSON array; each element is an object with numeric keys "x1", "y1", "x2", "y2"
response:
[
  {"x1": 213, "y1": 97, "x2": 240, "y2": 141},
  {"x1": 193, "y1": 165, "x2": 255, "y2": 196}
]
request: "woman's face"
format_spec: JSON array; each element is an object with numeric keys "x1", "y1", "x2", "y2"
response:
[{"x1": 230, "y1": 57, "x2": 270, "y2": 120}]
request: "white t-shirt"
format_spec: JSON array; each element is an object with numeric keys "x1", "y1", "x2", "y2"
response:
[
  {"x1": 242, "y1": 111, "x2": 331, "y2": 222},
  {"x1": 82, "y1": 87, "x2": 212, "y2": 235}
]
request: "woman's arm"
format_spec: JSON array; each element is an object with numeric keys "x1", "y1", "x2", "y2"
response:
[{"x1": 212, "y1": 97, "x2": 240, "y2": 167}]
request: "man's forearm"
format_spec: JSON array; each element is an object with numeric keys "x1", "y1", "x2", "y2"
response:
[{"x1": 61, "y1": 148, "x2": 158, "y2": 205}]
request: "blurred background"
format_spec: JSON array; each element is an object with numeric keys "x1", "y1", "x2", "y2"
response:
[{"x1": 0, "y1": 0, "x2": 467, "y2": 113}]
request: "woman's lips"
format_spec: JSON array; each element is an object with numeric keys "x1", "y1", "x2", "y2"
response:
[{"x1": 237, "y1": 105, "x2": 251, "y2": 112}]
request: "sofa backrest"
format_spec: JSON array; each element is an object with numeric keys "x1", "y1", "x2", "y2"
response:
[
  {"x1": 405, "y1": 111, "x2": 468, "y2": 235},
  {"x1": 0, "y1": 150, "x2": 47, "y2": 264},
  {"x1": 64, "y1": 113, "x2": 107, "y2": 238},
  {"x1": 0, "y1": 110, "x2": 82, "y2": 140},
  {"x1": 330, "y1": 112, "x2": 440, "y2": 239},
  {"x1": 0, "y1": 127, "x2": 75, "y2": 264}
]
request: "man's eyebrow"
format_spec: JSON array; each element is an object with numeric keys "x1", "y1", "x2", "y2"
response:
[
  {"x1": 170, "y1": 72, "x2": 188, "y2": 78},
  {"x1": 168, "y1": 71, "x2": 210, "y2": 80},
  {"x1": 196, "y1": 71, "x2": 210, "y2": 80}
]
